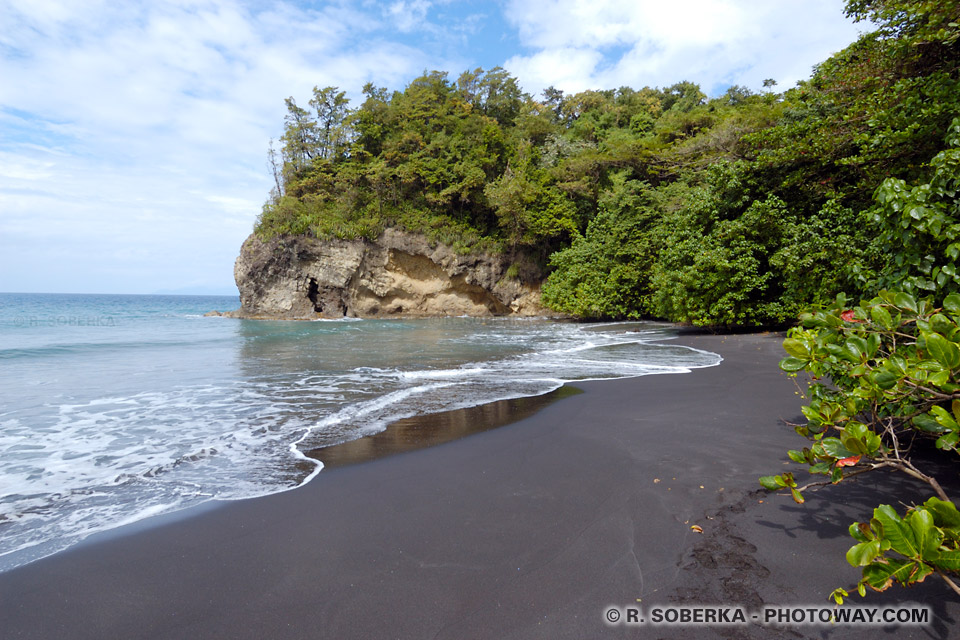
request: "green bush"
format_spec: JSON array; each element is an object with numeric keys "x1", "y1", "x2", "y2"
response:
[
  {"x1": 766, "y1": 291, "x2": 960, "y2": 599},
  {"x1": 872, "y1": 118, "x2": 960, "y2": 294},
  {"x1": 541, "y1": 174, "x2": 656, "y2": 319}
]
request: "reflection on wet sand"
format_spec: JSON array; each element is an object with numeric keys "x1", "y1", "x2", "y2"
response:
[{"x1": 307, "y1": 386, "x2": 583, "y2": 469}]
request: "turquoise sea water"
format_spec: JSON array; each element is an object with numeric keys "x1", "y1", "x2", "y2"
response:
[{"x1": 0, "y1": 293, "x2": 721, "y2": 572}]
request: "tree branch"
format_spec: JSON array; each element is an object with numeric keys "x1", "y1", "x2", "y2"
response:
[
  {"x1": 877, "y1": 455, "x2": 952, "y2": 502},
  {"x1": 902, "y1": 379, "x2": 960, "y2": 400},
  {"x1": 938, "y1": 570, "x2": 960, "y2": 598},
  {"x1": 797, "y1": 464, "x2": 887, "y2": 492}
]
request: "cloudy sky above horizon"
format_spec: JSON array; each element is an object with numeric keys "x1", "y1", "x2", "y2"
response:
[{"x1": 0, "y1": 0, "x2": 867, "y2": 295}]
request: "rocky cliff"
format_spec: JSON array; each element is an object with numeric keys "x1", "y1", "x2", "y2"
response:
[{"x1": 226, "y1": 229, "x2": 554, "y2": 319}]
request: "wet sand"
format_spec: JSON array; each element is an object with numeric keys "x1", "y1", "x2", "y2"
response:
[{"x1": 1, "y1": 332, "x2": 957, "y2": 639}]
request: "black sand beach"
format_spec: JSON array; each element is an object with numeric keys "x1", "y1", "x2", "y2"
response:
[{"x1": 2, "y1": 332, "x2": 958, "y2": 639}]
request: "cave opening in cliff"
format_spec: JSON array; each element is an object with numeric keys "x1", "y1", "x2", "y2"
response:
[{"x1": 306, "y1": 278, "x2": 322, "y2": 313}]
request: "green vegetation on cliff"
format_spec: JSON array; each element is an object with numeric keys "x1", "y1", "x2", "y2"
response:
[{"x1": 258, "y1": 0, "x2": 960, "y2": 328}]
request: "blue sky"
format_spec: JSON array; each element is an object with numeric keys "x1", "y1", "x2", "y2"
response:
[{"x1": 0, "y1": 0, "x2": 867, "y2": 295}]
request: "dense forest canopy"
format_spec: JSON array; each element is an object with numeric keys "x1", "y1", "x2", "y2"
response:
[{"x1": 256, "y1": 0, "x2": 960, "y2": 327}]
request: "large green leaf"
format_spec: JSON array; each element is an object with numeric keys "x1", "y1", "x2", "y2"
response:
[
  {"x1": 847, "y1": 336, "x2": 869, "y2": 359},
  {"x1": 887, "y1": 353, "x2": 908, "y2": 374},
  {"x1": 933, "y1": 549, "x2": 960, "y2": 571},
  {"x1": 758, "y1": 476, "x2": 781, "y2": 490},
  {"x1": 930, "y1": 313, "x2": 957, "y2": 336},
  {"x1": 937, "y1": 431, "x2": 960, "y2": 450},
  {"x1": 810, "y1": 461, "x2": 832, "y2": 475},
  {"x1": 906, "y1": 509, "x2": 941, "y2": 558},
  {"x1": 863, "y1": 559, "x2": 917, "y2": 590},
  {"x1": 913, "y1": 413, "x2": 947, "y2": 433},
  {"x1": 943, "y1": 293, "x2": 960, "y2": 314},
  {"x1": 924, "y1": 332, "x2": 960, "y2": 369},
  {"x1": 930, "y1": 405, "x2": 958, "y2": 430},
  {"x1": 871, "y1": 304, "x2": 895, "y2": 330},
  {"x1": 783, "y1": 338, "x2": 809, "y2": 358},
  {"x1": 845, "y1": 421, "x2": 868, "y2": 439},
  {"x1": 910, "y1": 561, "x2": 935, "y2": 584},
  {"x1": 849, "y1": 521, "x2": 874, "y2": 543},
  {"x1": 923, "y1": 497, "x2": 960, "y2": 529},
  {"x1": 866, "y1": 333, "x2": 882, "y2": 358},
  {"x1": 847, "y1": 539, "x2": 882, "y2": 566},
  {"x1": 873, "y1": 505, "x2": 920, "y2": 558},
  {"x1": 894, "y1": 292, "x2": 918, "y2": 313},
  {"x1": 930, "y1": 370, "x2": 951, "y2": 387},
  {"x1": 780, "y1": 357, "x2": 808, "y2": 372},
  {"x1": 821, "y1": 437, "x2": 859, "y2": 459},
  {"x1": 871, "y1": 370, "x2": 900, "y2": 389},
  {"x1": 864, "y1": 431, "x2": 882, "y2": 454}
]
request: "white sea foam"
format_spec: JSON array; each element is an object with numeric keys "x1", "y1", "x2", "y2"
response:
[{"x1": 399, "y1": 367, "x2": 488, "y2": 379}]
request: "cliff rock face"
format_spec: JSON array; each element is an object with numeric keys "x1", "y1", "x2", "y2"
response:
[{"x1": 228, "y1": 229, "x2": 554, "y2": 319}]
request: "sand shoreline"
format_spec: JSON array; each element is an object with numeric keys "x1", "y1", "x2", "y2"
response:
[{"x1": 1, "y1": 332, "x2": 958, "y2": 639}]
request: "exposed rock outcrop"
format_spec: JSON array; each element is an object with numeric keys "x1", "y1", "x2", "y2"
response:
[{"x1": 227, "y1": 229, "x2": 556, "y2": 319}]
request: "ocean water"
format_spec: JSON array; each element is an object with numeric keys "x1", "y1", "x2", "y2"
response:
[{"x1": 0, "y1": 293, "x2": 721, "y2": 572}]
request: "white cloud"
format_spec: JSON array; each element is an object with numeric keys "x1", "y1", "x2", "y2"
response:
[
  {"x1": 502, "y1": 0, "x2": 868, "y2": 96},
  {"x1": 0, "y1": 154, "x2": 56, "y2": 181},
  {"x1": 386, "y1": 0, "x2": 433, "y2": 33},
  {"x1": 0, "y1": 0, "x2": 432, "y2": 293},
  {"x1": 502, "y1": 48, "x2": 604, "y2": 94}
]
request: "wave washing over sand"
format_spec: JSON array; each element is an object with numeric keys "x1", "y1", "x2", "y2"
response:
[{"x1": 0, "y1": 293, "x2": 721, "y2": 572}]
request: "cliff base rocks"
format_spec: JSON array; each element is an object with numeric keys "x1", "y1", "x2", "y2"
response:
[{"x1": 227, "y1": 229, "x2": 555, "y2": 319}]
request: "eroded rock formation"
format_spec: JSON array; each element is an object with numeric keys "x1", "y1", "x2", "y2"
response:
[{"x1": 228, "y1": 228, "x2": 554, "y2": 319}]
